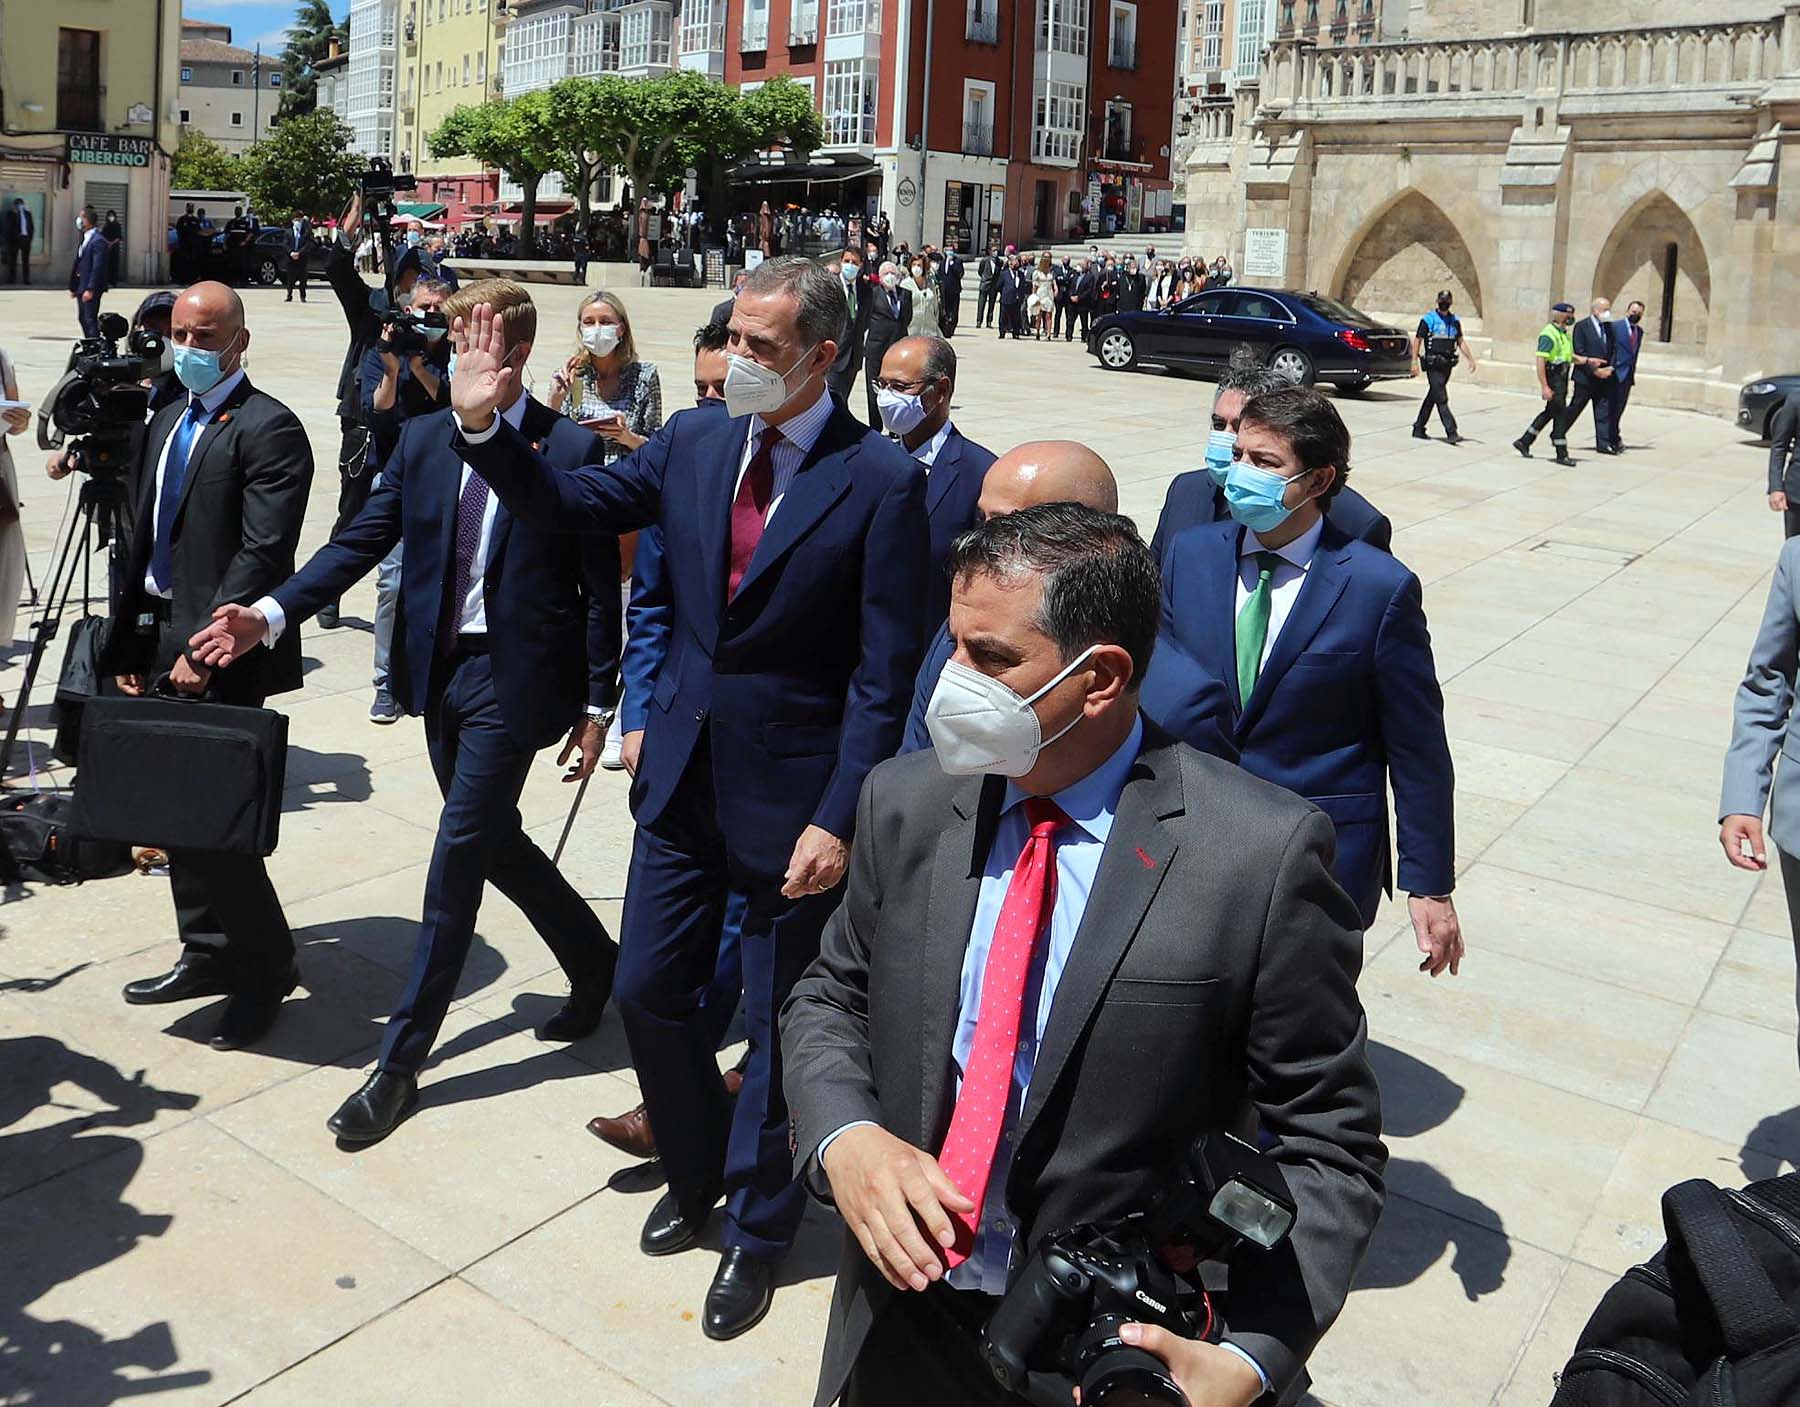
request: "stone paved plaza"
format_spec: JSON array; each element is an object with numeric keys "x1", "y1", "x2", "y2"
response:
[{"x1": 0, "y1": 276, "x2": 1792, "y2": 1406}]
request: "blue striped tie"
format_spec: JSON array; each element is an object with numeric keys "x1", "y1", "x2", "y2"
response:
[{"x1": 150, "y1": 401, "x2": 208, "y2": 594}]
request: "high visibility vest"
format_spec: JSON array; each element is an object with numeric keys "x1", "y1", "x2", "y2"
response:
[{"x1": 1538, "y1": 322, "x2": 1574, "y2": 365}]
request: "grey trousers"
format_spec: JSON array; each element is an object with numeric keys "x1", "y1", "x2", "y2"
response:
[{"x1": 1779, "y1": 848, "x2": 1800, "y2": 1066}]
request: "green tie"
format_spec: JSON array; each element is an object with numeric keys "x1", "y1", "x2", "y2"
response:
[{"x1": 1236, "y1": 550, "x2": 1284, "y2": 705}]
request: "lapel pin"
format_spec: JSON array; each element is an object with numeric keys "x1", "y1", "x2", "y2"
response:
[{"x1": 1135, "y1": 846, "x2": 1157, "y2": 870}]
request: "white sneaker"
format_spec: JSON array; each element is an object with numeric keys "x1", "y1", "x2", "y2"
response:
[{"x1": 599, "y1": 712, "x2": 625, "y2": 771}]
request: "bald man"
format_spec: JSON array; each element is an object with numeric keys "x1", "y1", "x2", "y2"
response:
[
  {"x1": 874, "y1": 335, "x2": 993, "y2": 632},
  {"x1": 105, "y1": 281, "x2": 315, "y2": 1051},
  {"x1": 899, "y1": 441, "x2": 1117, "y2": 754}
]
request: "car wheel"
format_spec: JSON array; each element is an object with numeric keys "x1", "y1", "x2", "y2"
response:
[
  {"x1": 1097, "y1": 328, "x2": 1137, "y2": 371},
  {"x1": 1339, "y1": 377, "x2": 1372, "y2": 396},
  {"x1": 1269, "y1": 346, "x2": 1314, "y2": 386},
  {"x1": 257, "y1": 258, "x2": 280, "y2": 287}
]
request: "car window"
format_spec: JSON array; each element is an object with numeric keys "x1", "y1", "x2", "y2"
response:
[
  {"x1": 1229, "y1": 292, "x2": 1291, "y2": 321},
  {"x1": 1177, "y1": 292, "x2": 1230, "y2": 315},
  {"x1": 1297, "y1": 292, "x2": 1381, "y2": 328}
]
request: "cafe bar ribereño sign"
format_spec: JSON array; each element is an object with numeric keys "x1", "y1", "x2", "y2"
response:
[{"x1": 69, "y1": 133, "x2": 153, "y2": 169}]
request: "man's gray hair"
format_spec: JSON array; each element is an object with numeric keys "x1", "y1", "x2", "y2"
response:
[
  {"x1": 741, "y1": 254, "x2": 848, "y2": 350},
  {"x1": 946, "y1": 503, "x2": 1160, "y2": 690},
  {"x1": 916, "y1": 335, "x2": 956, "y2": 386},
  {"x1": 1217, "y1": 344, "x2": 1291, "y2": 402}
]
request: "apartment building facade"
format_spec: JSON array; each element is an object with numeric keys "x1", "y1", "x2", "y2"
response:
[
  {"x1": 178, "y1": 19, "x2": 284, "y2": 154},
  {"x1": 0, "y1": 0, "x2": 183, "y2": 283},
  {"x1": 348, "y1": 0, "x2": 400, "y2": 157},
  {"x1": 396, "y1": 0, "x2": 510, "y2": 211}
]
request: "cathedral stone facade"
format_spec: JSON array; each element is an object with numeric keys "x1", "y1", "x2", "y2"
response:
[{"x1": 1183, "y1": 1, "x2": 1800, "y2": 416}]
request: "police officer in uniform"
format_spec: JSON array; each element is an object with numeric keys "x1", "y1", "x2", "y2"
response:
[
  {"x1": 1412, "y1": 289, "x2": 1475, "y2": 443},
  {"x1": 1514, "y1": 300, "x2": 1577, "y2": 467}
]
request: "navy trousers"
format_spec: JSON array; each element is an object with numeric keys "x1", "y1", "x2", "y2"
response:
[
  {"x1": 614, "y1": 740, "x2": 837, "y2": 1261},
  {"x1": 77, "y1": 294, "x2": 102, "y2": 338},
  {"x1": 379, "y1": 649, "x2": 617, "y2": 1074}
]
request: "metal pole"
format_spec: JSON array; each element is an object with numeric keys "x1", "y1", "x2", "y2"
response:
[
  {"x1": 253, "y1": 45, "x2": 262, "y2": 147},
  {"x1": 918, "y1": 0, "x2": 935, "y2": 250}
]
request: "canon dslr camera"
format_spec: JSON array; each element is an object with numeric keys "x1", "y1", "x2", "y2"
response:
[{"x1": 980, "y1": 1132, "x2": 1295, "y2": 1407}]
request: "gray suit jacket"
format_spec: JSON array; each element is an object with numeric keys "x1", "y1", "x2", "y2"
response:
[
  {"x1": 780, "y1": 725, "x2": 1386, "y2": 1407},
  {"x1": 1721, "y1": 537, "x2": 1800, "y2": 853}
]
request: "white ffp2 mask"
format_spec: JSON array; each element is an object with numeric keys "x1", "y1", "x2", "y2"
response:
[
  {"x1": 722, "y1": 345, "x2": 815, "y2": 419},
  {"x1": 924, "y1": 646, "x2": 1099, "y2": 777}
]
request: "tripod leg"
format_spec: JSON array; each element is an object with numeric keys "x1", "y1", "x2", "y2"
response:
[{"x1": 0, "y1": 503, "x2": 99, "y2": 779}]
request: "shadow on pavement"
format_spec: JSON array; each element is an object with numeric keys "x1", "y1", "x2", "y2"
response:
[
  {"x1": 0, "y1": 1034, "x2": 213, "y2": 1403},
  {"x1": 1360, "y1": 1041, "x2": 1511, "y2": 1302},
  {"x1": 1740, "y1": 1107, "x2": 1800, "y2": 1183}
]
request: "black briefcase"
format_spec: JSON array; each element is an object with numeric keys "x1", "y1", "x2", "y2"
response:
[{"x1": 68, "y1": 679, "x2": 288, "y2": 857}]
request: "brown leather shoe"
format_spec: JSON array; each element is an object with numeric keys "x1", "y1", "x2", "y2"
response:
[
  {"x1": 587, "y1": 1068, "x2": 746, "y2": 1159},
  {"x1": 588, "y1": 1103, "x2": 656, "y2": 1159}
]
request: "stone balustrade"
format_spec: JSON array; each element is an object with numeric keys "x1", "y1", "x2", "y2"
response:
[{"x1": 1246, "y1": 16, "x2": 1789, "y2": 117}]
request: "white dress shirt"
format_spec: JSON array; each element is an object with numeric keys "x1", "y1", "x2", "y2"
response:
[
  {"x1": 260, "y1": 390, "x2": 527, "y2": 643},
  {"x1": 1235, "y1": 515, "x2": 1325, "y2": 673},
  {"x1": 910, "y1": 420, "x2": 954, "y2": 470},
  {"x1": 143, "y1": 367, "x2": 247, "y2": 598},
  {"x1": 734, "y1": 385, "x2": 835, "y2": 525}
]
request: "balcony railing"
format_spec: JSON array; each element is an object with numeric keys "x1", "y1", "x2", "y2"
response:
[
  {"x1": 962, "y1": 119, "x2": 993, "y2": 154},
  {"x1": 966, "y1": 9, "x2": 997, "y2": 42},
  {"x1": 741, "y1": 13, "x2": 769, "y2": 48},
  {"x1": 826, "y1": 0, "x2": 880, "y2": 36},
  {"x1": 1260, "y1": 17, "x2": 1786, "y2": 114},
  {"x1": 789, "y1": 3, "x2": 818, "y2": 41},
  {"x1": 1107, "y1": 37, "x2": 1136, "y2": 69}
]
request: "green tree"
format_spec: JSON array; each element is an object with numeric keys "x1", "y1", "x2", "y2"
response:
[
  {"x1": 546, "y1": 77, "x2": 610, "y2": 231},
  {"x1": 278, "y1": 0, "x2": 349, "y2": 118},
  {"x1": 171, "y1": 129, "x2": 245, "y2": 194},
  {"x1": 239, "y1": 108, "x2": 362, "y2": 219},
  {"x1": 430, "y1": 92, "x2": 568, "y2": 254}
]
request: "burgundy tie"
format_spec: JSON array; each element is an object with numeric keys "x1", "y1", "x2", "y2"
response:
[
  {"x1": 937, "y1": 796, "x2": 1069, "y2": 1266},
  {"x1": 728, "y1": 425, "x2": 782, "y2": 597}
]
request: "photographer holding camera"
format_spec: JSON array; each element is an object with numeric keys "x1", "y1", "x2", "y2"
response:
[
  {"x1": 359, "y1": 273, "x2": 450, "y2": 721},
  {"x1": 782, "y1": 504, "x2": 1385, "y2": 1407},
  {"x1": 103, "y1": 281, "x2": 313, "y2": 1051}
]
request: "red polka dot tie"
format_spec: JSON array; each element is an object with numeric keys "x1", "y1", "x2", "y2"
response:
[{"x1": 937, "y1": 796, "x2": 1069, "y2": 1266}]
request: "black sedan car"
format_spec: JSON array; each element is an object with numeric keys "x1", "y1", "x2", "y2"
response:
[
  {"x1": 1739, "y1": 374, "x2": 1800, "y2": 442},
  {"x1": 1087, "y1": 285, "x2": 1413, "y2": 391},
  {"x1": 204, "y1": 227, "x2": 335, "y2": 287}
]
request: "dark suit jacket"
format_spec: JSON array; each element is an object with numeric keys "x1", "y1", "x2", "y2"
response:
[
  {"x1": 105, "y1": 378, "x2": 314, "y2": 702},
  {"x1": 1147, "y1": 518, "x2": 1455, "y2": 924},
  {"x1": 1117, "y1": 270, "x2": 1147, "y2": 312},
  {"x1": 829, "y1": 277, "x2": 872, "y2": 388},
  {"x1": 863, "y1": 284, "x2": 913, "y2": 381},
  {"x1": 274, "y1": 399, "x2": 619, "y2": 749},
  {"x1": 920, "y1": 426, "x2": 993, "y2": 631},
  {"x1": 1572, "y1": 315, "x2": 1615, "y2": 385},
  {"x1": 1770, "y1": 392, "x2": 1800, "y2": 498},
  {"x1": 454, "y1": 395, "x2": 930, "y2": 872},
  {"x1": 710, "y1": 294, "x2": 737, "y2": 327},
  {"x1": 1149, "y1": 471, "x2": 1393, "y2": 564},
  {"x1": 287, "y1": 219, "x2": 312, "y2": 255},
  {"x1": 326, "y1": 241, "x2": 383, "y2": 417},
  {"x1": 937, "y1": 252, "x2": 964, "y2": 296},
  {"x1": 781, "y1": 729, "x2": 1385, "y2": 1407},
  {"x1": 1072, "y1": 269, "x2": 1099, "y2": 307},
  {"x1": 2, "y1": 205, "x2": 32, "y2": 246},
  {"x1": 976, "y1": 254, "x2": 1002, "y2": 292},
  {"x1": 996, "y1": 268, "x2": 1028, "y2": 306},
  {"x1": 69, "y1": 233, "x2": 108, "y2": 297},
  {"x1": 1611, "y1": 319, "x2": 1642, "y2": 385}
]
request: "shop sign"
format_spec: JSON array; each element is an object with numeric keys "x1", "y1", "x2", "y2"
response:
[{"x1": 69, "y1": 133, "x2": 152, "y2": 168}]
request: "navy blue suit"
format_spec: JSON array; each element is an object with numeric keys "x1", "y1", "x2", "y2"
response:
[
  {"x1": 70, "y1": 231, "x2": 108, "y2": 336},
  {"x1": 1146, "y1": 518, "x2": 1455, "y2": 927},
  {"x1": 1608, "y1": 317, "x2": 1642, "y2": 451},
  {"x1": 456, "y1": 392, "x2": 929, "y2": 1258},
  {"x1": 272, "y1": 397, "x2": 622, "y2": 1072},
  {"x1": 920, "y1": 425, "x2": 993, "y2": 632},
  {"x1": 1149, "y1": 471, "x2": 1392, "y2": 564}
]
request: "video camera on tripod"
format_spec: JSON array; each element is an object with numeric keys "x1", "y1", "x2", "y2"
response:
[
  {"x1": 979, "y1": 1131, "x2": 1296, "y2": 1407},
  {"x1": 35, "y1": 311, "x2": 170, "y2": 478}
]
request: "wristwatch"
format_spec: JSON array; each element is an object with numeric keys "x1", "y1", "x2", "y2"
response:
[{"x1": 584, "y1": 705, "x2": 615, "y2": 728}]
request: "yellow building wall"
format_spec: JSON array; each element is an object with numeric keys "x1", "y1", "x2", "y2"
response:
[{"x1": 395, "y1": 0, "x2": 505, "y2": 179}]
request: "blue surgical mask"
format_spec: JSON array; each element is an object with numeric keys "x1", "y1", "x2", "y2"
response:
[
  {"x1": 406, "y1": 231, "x2": 423, "y2": 248},
  {"x1": 1203, "y1": 429, "x2": 1236, "y2": 487},
  {"x1": 422, "y1": 324, "x2": 447, "y2": 343},
  {"x1": 1223, "y1": 461, "x2": 1301, "y2": 534},
  {"x1": 171, "y1": 335, "x2": 239, "y2": 396}
]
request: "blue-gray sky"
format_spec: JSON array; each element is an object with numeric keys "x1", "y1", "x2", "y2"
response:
[{"x1": 182, "y1": 0, "x2": 347, "y2": 61}]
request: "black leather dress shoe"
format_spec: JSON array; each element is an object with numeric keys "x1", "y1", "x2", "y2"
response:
[
  {"x1": 209, "y1": 964, "x2": 299, "y2": 1051},
  {"x1": 641, "y1": 1188, "x2": 714, "y2": 1256},
  {"x1": 123, "y1": 958, "x2": 234, "y2": 1006},
  {"x1": 703, "y1": 1246, "x2": 774, "y2": 1341},
  {"x1": 537, "y1": 986, "x2": 610, "y2": 1042},
  {"x1": 327, "y1": 1070, "x2": 420, "y2": 1145}
]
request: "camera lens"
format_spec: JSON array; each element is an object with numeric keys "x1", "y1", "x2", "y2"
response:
[{"x1": 1071, "y1": 1315, "x2": 1187, "y2": 1406}]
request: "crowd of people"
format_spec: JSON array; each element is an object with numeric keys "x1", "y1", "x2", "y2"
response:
[{"x1": 8, "y1": 195, "x2": 1800, "y2": 1407}]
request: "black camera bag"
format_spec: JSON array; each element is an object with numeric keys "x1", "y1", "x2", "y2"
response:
[
  {"x1": 52, "y1": 614, "x2": 112, "y2": 766},
  {"x1": 0, "y1": 790, "x2": 132, "y2": 884},
  {"x1": 1548, "y1": 1175, "x2": 1800, "y2": 1406},
  {"x1": 69, "y1": 680, "x2": 288, "y2": 857}
]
